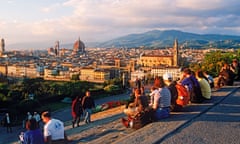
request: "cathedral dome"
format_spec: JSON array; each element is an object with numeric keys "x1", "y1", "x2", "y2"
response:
[{"x1": 73, "y1": 38, "x2": 85, "y2": 54}]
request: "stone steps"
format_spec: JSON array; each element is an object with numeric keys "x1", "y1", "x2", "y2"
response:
[{"x1": 64, "y1": 85, "x2": 239, "y2": 144}]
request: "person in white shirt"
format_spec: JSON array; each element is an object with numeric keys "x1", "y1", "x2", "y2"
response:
[
  {"x1": 41, "y1": 111, "x2": 68, "y2": 144},
  {"x1": 4, "y1": 113, "x2": 12, "y2": 133}
]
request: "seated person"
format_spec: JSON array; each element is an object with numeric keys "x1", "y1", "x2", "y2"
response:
[
  {"x1": 217, "y1": 63, "x2": 235, "y2": 87},
  {"x1": 122, "y1": 88, "x2": 151, "y2": 129},
  {"x1": 123, "y1": 88, "x2": 148, "y2": 118},
  {"x1": 196, "y1": 70, "x2": 211, "y2": 100},
  {"x1": 151, "y1": 76, "x2": 171, "y2": 120}
]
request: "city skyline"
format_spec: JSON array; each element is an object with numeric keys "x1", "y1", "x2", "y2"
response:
[{"x1": 0, "y1": 0, "x2": 240, "y2": 50}]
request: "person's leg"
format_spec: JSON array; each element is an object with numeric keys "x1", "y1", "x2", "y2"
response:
[
  {"x1": 72, "y1": 117, "x2": 77, "y2": 128},
  {"x1": 154, "y1": 108, "x2": 170, "y2": 120},
  {"x1": 76, "y1": 115, "x2": 81, "y2": 127},
  {"x1": 84, "y1": 109, "x2": 90, "y2": 123},
  {"x1": 88, "y1": 109, "x2": 93, "y2": 123}
]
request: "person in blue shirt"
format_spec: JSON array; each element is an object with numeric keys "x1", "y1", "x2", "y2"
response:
[
  {"x1": 179, "y1": 68, "x2": 203, "y2": 103},
  {"x1": 23, "y1": 118, "x2": 44, "y2": 144}
]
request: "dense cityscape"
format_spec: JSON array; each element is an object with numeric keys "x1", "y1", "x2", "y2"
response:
[{"x1": 0, "y1": 37, "x2": 235, "y2": 85}]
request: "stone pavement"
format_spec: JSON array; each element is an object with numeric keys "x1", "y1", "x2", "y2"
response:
[
  {"x1": 1, "y1": 85, "x2": 240, "y2": 144},
  {"x1": 113, "y1": 86, "x2": 240, "y2": 144},
  {"x1": 0, "y1": 90, "x2": 131, "y2": 144}
]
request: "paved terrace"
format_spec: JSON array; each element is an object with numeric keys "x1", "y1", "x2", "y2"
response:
[{"x1": 1, "y1": 85, "x2": 240, "y2": 144}]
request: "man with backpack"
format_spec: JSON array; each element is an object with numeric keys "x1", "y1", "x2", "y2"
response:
[{"x1": 179, "y1": 68, "x2": 204, "y2": 103}]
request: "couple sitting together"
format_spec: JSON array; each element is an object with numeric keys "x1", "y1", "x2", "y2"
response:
[{"x1": 122, "y1": 77, "x2": 171, "y2": 129}]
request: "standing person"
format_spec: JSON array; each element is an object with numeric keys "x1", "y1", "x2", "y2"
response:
[
  {"x1": 82, "y1": 90, "x2": 95, "y2": 124},
  {"x1": 33, "y1": 112, "x2": 41, "y2": 127},
  {"x1": 71, "y1": 96, "x2": 83, "y2": 128},
  {"x1": 151, "y1": 77, "x2": 171, "y2": 120},
  {"x1": 41, "y1": 111, "x2": 68, "y2": 144},
  {"x1": 23, "y1": 118, "x2": 44, "y2": 144},
  {"x1": 4, "y1": 113, "x2": 12, "y2": 133},
  {"x1": 27, "y1": 112, "x2": 33, "y2": 120},
  {"x1": 23, "y1": 112, "x2": 33, "y2": 129}
]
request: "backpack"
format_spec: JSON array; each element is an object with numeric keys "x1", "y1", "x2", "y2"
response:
[
  {"x1": 175, "y1": 83, "x2": 190, "y2": 107},
  {"x1": 130, "y1": 108, "x2": 153, "y2": 129},
  {"x1": 189, "y1": 78, "x2": 204, "y2": 103}
]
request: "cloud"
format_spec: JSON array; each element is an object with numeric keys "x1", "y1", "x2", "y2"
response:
[{"x1": 3, "y1": 0, "x2": 240, "y2": 49}]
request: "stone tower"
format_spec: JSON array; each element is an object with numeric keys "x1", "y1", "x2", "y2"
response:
[
  {"x1": 55, "y1": 41, "x2": 60, "y2": 56},
  {"x1": 0, "y1": 38, "x2": 5, "y2": 55},
  {"x1": 173, "y1": 39, "x2": 179, "y2": 67}
]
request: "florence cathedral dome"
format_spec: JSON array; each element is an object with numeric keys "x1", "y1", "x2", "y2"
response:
[{"x1": 72, "y1": 37, "x2": 85, "y2": 54}]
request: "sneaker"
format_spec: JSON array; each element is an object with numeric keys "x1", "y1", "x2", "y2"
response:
[{"x1": 121, "y1": 118, "x2": 129, "y2": 128}]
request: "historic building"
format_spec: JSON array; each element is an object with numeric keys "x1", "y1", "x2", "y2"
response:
[
  {"x1": 0, "y1": 38, "x2": 5, "y2": 56},
  {"x1": 72, "y1": 37, "x2": 85, "y2": 55},
  {"x1": 80, "y1": 68, "x2": 110, "y2": 83},
  {"x1": 138, "y1": 39, "x2": 179, "y2": 67},
  {"x1": 131, "y1": 39, "x2": 181, "y2": 82}
]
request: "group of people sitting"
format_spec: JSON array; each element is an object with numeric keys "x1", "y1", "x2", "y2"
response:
[
  {"x1": 216, "y1": 59, "x2": 240, "y2": 87},
  {"x1": 121, "y1": 67, "x2": 224, "y2": 129}
]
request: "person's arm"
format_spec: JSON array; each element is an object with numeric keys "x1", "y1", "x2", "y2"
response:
[{"x1": 152, "y1": 93, "x2": 159, "y2": 110}]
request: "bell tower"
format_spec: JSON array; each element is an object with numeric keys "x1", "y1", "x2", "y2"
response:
[
  {"x1": 173, "y1": 39, "x2": 179, "y2": 67},
  {"x1": 0, "y1": 38, "x2": 5, "y2": 56}
]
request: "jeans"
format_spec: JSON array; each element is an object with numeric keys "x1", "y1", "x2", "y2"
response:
[
  {"x1": 84, "y1": 108, "x2": 92, "y2": 123},
  {"x1": 154, "y1": 107, "x2": 170, "y2": 120}
]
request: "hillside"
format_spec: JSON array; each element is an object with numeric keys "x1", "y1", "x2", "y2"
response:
[{"x1": 94, "y1": 30, "x2": 240, "y2": 49}]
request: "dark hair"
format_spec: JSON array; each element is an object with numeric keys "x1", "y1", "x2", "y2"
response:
[
  {"x1": 196, "y1": 70, "x2": 208, "y2": 81},
  {"x1": 183, "y1": 68, "x2": 192, "y2": 75},
  {"x1": 196, "y1": 70, "x2": 204, "y2": 78},
  {"x1": 158, "y1": 76, "x2": 165, "y2": 88},
  {"x1": 41, "y1": 111, "x2": 51, "y2": 118},
  {"x1": 26, "y1": 118, "x2": 38, "y2": 130}
]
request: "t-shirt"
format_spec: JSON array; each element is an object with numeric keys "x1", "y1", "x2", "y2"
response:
[
  {"x1": 43, "y1": 119, "x2": 65, "y2": 140},
  {"x1": 158, "y1": 87, "x2": 171, "y2": 108},
  {"x1": 197, "y1": 78, "x2": 211, "y2": 99},
  {"x1": 23, "y1": 129, "x2": 44, "y2": 144},
  {"x1": 181, "y1": 75, "x2": 200, "y2": 91}
]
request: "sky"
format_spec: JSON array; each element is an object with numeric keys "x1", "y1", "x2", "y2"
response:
[{"x1": 0, "y1": 0, "x2": 240, "y2": 50}]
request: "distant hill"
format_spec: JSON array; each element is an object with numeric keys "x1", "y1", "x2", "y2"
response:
[{"x1": 95, "y1": 30, "x2": 240, "y2": 49}]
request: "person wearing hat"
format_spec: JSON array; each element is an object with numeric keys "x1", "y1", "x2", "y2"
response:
[{"x1": 41, "y1": 111, "x2": 68, "y2": 144}]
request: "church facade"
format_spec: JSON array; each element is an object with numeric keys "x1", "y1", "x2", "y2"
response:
[{"x1": 138, "y1": 39, "x2": 179, "y2": 67}]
